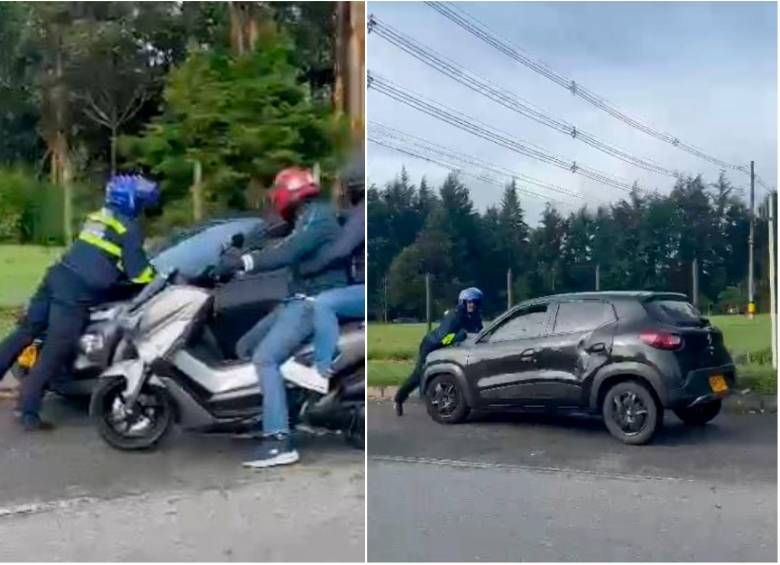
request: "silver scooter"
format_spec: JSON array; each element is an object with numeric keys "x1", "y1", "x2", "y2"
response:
[{"x1": 89, "y1": 270, "x2": 365, "y2": 451}]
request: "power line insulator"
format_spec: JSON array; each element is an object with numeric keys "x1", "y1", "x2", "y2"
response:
[
  {"x1": 368, "y1": 14, "x2": 376, "y2": 33},
  {"x1": 571, "y1": 127, "x2": 577, "y2": 139},
  {"x1": 569, "y1": 80, "x2": 577, "y2": 95}
]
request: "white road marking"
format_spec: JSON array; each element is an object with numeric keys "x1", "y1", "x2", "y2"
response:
[{"x1": 369, "y1": 454, "x2": 696, "y2": 483}]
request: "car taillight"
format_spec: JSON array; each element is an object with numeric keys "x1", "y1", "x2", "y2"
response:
[{"x1": 640, "y1": 331, "x2": 683, "y2": 350}]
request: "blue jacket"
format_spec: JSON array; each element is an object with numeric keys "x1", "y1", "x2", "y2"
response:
[
  {"x1": 299, "y1": 200, "x2": 364, "y2": 284},
  {"x1": 61, "y1": 207, "x2": 154, "y2": 294},
  {"x1": 242, "y1": 200, "x2": 347, "y2": 295}
]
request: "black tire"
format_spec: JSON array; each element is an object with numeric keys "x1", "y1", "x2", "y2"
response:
[
  {"x1": 90, "y1": 377, "x2": 173, "y2": 451},
  {"x1": 602, "y1": 380, "x2": 662, "y2": 445},
  {"x1": 424, "y1": 374, "x2": 470, "y2": 424},
  {"x1": 345, "y1": 404, "x2": 365, "y2": 450},
  {"x1": 673, "y1": 400, "x2": 722, "y2": 425}
]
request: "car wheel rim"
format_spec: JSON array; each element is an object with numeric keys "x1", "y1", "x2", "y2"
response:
[
  {"x1": 611, "y1": 391, "x2": 649, "y2": 435},
  {"x1": 431, "y1": 383, "x2": 458, "y2": 416}
]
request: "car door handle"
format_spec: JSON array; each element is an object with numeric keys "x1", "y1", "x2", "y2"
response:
[
  {"x1": 520, "y1": 348, "x2": 537, "y2": 359},
  {"x1": 586, "y1": 342, "x2": 606, "y2": 353}
]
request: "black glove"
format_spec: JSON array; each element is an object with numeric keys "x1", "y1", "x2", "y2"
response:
[{"x1": 215, "y1": 247, "x2": 245, "y2": 280}]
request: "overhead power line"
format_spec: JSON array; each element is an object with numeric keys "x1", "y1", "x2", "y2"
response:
[
  {"x1": 368, "y1": 15, "x2": 684, "y2": 180},
  {"x1": 368, "y1": 132, "x2": 580, "y2": 211},
  {"x1": 426, "y1": 1, "x2": 768, "y2": 187},
  {"x1": 368, "y1": 71, "x2": 642, "y2": 195},
  {"x1": 370, "y1": 121, "x2": 593, "y2": 207}
]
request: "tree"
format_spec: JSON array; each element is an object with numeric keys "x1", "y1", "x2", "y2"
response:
[{"x1": 121, "y1": 29, "x2": 345, "y2": 228}]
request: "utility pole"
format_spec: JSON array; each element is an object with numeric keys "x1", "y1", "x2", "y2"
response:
[
  {"x1": 769, "y1": 191, "x2": 777, "y2": 368},
  {"x1": 333, "y1": 2, "x2": 365, "y2": 203},
  {"x1": 425, "y1": 273, "x2": 432, "y2": 332},
  {"x1": 748, "y1": 161, "x2": 756, "y2": 319},
  {"x1": 595, "y1": 264, "x2": 600, "y2": 291},
  {"x1": 383, "y1": 276, "x2": 388, "y2": 324},
  {"x1": 692, "y1": 258, "x2": 699, "y2": 308},
  {"x1": 506, "y1": 267, "x2": 513, "y2": 310}
]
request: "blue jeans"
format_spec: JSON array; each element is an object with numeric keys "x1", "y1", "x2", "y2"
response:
[
  {"x1": 312, "y1": 285, "x2": 365, "y2": 374},
  {"x1": 235, "y1": 299, "x2": 314, "y2": 436}
]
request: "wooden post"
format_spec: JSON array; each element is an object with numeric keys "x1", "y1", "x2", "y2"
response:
[
  {"x1": 426, "y1": 273, "x2": 432, "y2": 332},
  {"x1": 506, "y1": 267, "x2": 513, "y2": 310},
  {"x1": 769, "y1": 192, "x2": 777, "y2": 369},
  {"x1": 191, "y1": 160, "x2": 204, "y2": 222}
]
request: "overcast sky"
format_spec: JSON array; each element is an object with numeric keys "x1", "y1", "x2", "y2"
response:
[{"x1": 367, "y1": 1, "x2": 778, "y2": 223}]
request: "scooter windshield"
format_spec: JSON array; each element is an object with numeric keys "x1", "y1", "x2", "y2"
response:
[{"x1": 151, "y1": 217, "x2": 265, "y2": 278}]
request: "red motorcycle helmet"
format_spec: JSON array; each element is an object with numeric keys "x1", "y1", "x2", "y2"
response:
[{"x1": 269, "y1": 167, "x2": 320, "y2": 220}]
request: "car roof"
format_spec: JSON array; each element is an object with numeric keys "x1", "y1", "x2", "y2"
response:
[{"x1": 514, "y1": 291, "x2": 689, "y2": 308}]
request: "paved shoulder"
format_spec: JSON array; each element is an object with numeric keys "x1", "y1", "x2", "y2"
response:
[{"x1": 369, "y1": 400, "x2": 777, "y2": 484}]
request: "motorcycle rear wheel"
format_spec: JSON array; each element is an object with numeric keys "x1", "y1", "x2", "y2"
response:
[
  {"x1": 345, "y1": 404, "x2": 365, "y2": 450},
  {"x1": 90, "y1": 377, "x2": 173, "y2": 451}
]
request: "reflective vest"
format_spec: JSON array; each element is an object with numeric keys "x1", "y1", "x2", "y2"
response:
[{"x1": 77, "y1": 209, "x2": 154, "y2": 284}]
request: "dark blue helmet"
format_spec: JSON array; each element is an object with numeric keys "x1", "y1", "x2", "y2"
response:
[
  {"x1": 458, "y1": 287, "x2": 483, "y2": 307},
  {"x1": 105, "y1": 174, "x2": 160, "y2": 217}
]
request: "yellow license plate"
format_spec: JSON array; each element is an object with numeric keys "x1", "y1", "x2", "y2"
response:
[
  {"x1": 17, "y1": 345, "x2": 38, "y2": 369},
  {"x1": 709, "y1": 374, "x2": 728, "y2": 394}
]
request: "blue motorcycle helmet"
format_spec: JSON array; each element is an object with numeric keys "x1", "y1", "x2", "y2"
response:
[
  {"x1": 458, "y1": 287, "x2": 483, "y2": 309},
  {"x1": 105, "y1": 174, "x2": 160, "y2": 218}
]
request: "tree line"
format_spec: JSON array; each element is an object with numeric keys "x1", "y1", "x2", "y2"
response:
[
  {"x1": 0, "y1": 2, "x2": 346, "y2": 244},
  {"x1": 368, "y1": 167, "x2": 776, "y2": 320}
]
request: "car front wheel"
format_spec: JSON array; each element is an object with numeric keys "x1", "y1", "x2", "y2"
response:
[
  {"x1": 673, "y1": 400, "x2": 722, "y2": 425},
  {"x1": 424, "y1": 374, "x2": 470, "y2": 424},
  {"x1": 602, "y1": 380, "x2": 662, "y2": 445}
]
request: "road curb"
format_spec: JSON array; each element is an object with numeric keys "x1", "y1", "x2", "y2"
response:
[
  {"x1": 368, "y1": 386, "x2": 399, "y2": 401},
  {"x1": 367, "y1": 386, "x2": 776, "y2": 414}
]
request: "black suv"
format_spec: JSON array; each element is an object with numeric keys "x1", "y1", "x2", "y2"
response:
[{"x1": 421, "y1": 291, "x2": 735, "y2": 444}]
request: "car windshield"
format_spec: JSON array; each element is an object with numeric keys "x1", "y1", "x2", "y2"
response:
[{"x1": 644, "y1": 298, "x2": 706, "y2": 327}]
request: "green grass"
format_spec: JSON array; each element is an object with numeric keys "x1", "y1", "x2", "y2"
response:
[
  {"x1": 367, "y1": 360, "x2": 414, "y2": 387},
  {"x1": 0, "y1": 245, "x2": 63, "y2": 307},
  {"x1": 368, "y1": 316, "x2": 776, "y2": 392},
  {"x1": 709, "y1": 314, "x2": 771, "y2": 354}
]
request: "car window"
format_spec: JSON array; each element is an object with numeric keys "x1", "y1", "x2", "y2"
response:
[
  {"x1": 486, "y1": 305, "x2": 549, "y2": 343},
  {"x1": 644, "y1": 298, "x2": 704, "y2": 327},
  {"x1": 552, "y1": 301, "x2": 615, "y2": 334}
]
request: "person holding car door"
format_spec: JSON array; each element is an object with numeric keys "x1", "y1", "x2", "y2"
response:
[
  {"x1": 394, "y1": 287, "x2": 484, "y2": 416},
  {"x1": 0, "y1": 174, "x2": 159, "y2": 431}
]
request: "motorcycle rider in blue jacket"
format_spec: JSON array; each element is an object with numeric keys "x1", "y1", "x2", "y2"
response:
[
  {"x1": 217, "y1": 167, "x2": 346, "y2": 468},
  {"x1": 0, "y1": 175, "x2": 159, "y2": 430},
  {"x1": 287, "y1": 152, "x2": 365, "y2": 382},
  {"x1": 394, "y1": 287, "x2": 484, "y2": 416}
]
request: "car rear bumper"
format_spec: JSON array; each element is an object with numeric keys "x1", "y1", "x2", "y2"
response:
[{"x1": 666, "y1": 364, "x2": 737, "y2": 408}]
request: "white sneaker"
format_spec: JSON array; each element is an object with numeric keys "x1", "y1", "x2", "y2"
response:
[{"x1": 280, "y1": 359, "x2": 329, "y2": 394}]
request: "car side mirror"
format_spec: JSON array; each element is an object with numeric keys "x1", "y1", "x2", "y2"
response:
[{"x1": 231, "y1": 233, "x2": 245, "y2": 249}]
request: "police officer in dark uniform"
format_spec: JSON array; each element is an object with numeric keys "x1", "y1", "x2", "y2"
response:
[
  {"x1": 0, "y1": 175, "x2": 159, "y2": 430},
  {"x1": 394, "y1": 287, "x2": 484, "y2": 416}
]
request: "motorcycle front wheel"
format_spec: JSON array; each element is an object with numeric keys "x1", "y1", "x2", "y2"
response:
[{"x1": 90, "y1": 377, "x2": 173, "y2": 451}]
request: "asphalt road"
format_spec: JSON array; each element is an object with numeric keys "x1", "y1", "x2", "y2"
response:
[
  {"x1": 367, "y1": 400, "x2": 777, "y2": 562},
  {"x1": 0, "y1": 395, "x2": 365, "y2": 562}
]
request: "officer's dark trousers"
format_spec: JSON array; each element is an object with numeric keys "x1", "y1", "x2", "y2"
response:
[
  {"x1": 0, "y1": 265, "x2": 92, "y2": 417},
  {"x1": 395, "y1": 339, "x2": 439, "y2": 404}
]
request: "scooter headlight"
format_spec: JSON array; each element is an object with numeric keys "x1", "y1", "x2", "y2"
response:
[{"x1": 79, "y1": 333, "x2": 105, "y2": 355}]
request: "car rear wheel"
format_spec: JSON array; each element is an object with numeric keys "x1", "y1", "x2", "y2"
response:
[
  {"x1": 602, "y1": 380, "x2": 662, "y2": 445},
  {"x1": 424, "y1": 374, "x2": 469, "y2": 424},
  {"x1": 673, "y1": 400, "x2": 722, "y2": 425}
]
